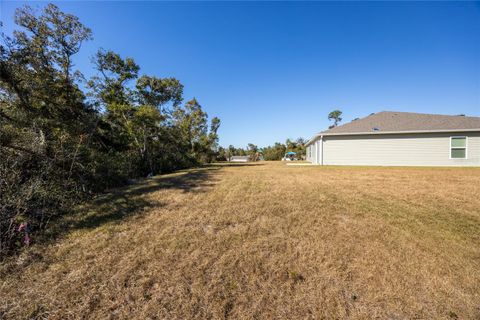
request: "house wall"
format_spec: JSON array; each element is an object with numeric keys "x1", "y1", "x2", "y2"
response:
[
  {"x1": 312, "y1": 132, "x2": 480, "y2": 166},
  {"x1": 315, "y1": 139, "x2": 322, "y2": 165},
  {"x1": 306, "y1": 144, "x2": 313, "y2": 162},
  {"x1": 230, "y1": 156, "x2": 249, "y2": 162},
  {"x1": 307, "y1": 142, "x2": 319, "y2": 164}
]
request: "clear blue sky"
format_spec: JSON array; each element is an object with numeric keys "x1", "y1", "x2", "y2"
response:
[{"x1": 2, "y1": 1, "x2": 479, "y2": 147}]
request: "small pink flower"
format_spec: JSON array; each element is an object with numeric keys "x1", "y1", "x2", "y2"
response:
[{"x1": 18, "y1": 223, "x2": 26, "y2": 232}]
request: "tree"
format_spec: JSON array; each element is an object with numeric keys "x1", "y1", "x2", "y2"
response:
[
  {"x1": 225, "y1": 145, "x2": 236, "y2": 161},
  {"x1": 0, "y1": 3, "x2": 221, "y2": 257},
  {"x1": 286, "y1": 138, "x2": 296, "y2": 151},
  {"x1": 262, "y1": 142, "x2": 286, "y2": 160},
  {"x1": 328, "y1": 109, "x2": 343, "y2": 128},
  {"x1": 173, "y1": 98, "x2": 207, "y2": 155},
  {"x1": 172, "y1": 98, "x2": 220, "y2": 163},
  {"x1": 1, "y1": 4, "x2": 95, "y2": 255},
  {"x1": 135, "y1": 75, "x2": 183, "y2": 109},
  {"x1": 206, "y1": 117, "x2": 221, "y2": 161},
  {"x1": 295, "y1": 137, "x2": 306, "y2": 159},
  {"x1": 216, "y1": 146, "x2": 227, "y2": 161},
  {"x1": 88, "y1": 49, "x2": 139, "y2": 107},
  {"x1": 247, "y1": 143, "x2": 259, "y2": 161}
]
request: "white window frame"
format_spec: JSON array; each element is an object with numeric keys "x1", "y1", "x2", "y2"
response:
[{"x1": 449, "y1": 136, "x2": 468, "y2": 159}]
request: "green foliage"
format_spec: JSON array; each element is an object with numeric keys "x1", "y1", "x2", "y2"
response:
[
  {"x1": 328, "y1": 109, "x2": 343, "y2": 128},
  {"x1": 286, "y1": 137, "x2": 306, "y2": 159},
  {"x1": 88, "y1": 49, "x2": 139, "y2": 106},
  {"x1": 259, "y1": 138, "x2": 305, "y2": 161},
  {"x1": 247, "y1": 143, "x2": 260, "y2": 161},
  {"x1": 136, "y1": 75, "x2": 183, "y2": 108},
  {"x1": 0, "y1": 4, "x2": 220, "y2": 257},
  {"x1": 223, "y1": 138, "x2": 306, "y2": 161},
  {"x1": 262, "y1": 142, "x2": 287, "y2": 160}
]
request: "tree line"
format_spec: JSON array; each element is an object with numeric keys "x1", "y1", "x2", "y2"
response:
[
  {"x1": 217, "y1": 110, "x2": 342, "y2": 162},
  {"x1": 217, "y1": 138, "x2": 307, "y2": 161},
  {"x1": 232, "y1": 110, "x2": 342, "y2": 161},
  {"x1": 0, "y1": 4, "x2": 220, "y2": 256}
]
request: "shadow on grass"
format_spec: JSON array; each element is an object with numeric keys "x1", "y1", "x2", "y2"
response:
[{"x1": 44, "y1": 166, "x2": 220, "y2": 242}]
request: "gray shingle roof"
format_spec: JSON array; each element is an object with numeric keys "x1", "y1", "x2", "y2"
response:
[{"x1": 322, "y1": 111, "x2": 480, "y2": 135}]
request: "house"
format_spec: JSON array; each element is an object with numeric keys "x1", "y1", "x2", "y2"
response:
[
  {"x1": 306, "y1": 111, "x2": 480, "y2": 166},
  {"x1": 230, "y1": 155, "x2": 250, "y2": 162}
]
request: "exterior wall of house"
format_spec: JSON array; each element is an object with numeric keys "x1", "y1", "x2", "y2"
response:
[
  {"x1": 307, "y1": 141, "x2": 320, "y2": 164},
  {"x1": 306, "y1": 139, "x2": 323, "y2": 164},
  {"x1": 315, "y1": 138, "x2": 322, "y2": 165},
  {"x1": 306, "y1": 144, "x2": 314, "y2": 163},
  {"x1": 308, "y1": 132, "x2": 480, "y2": 166},
  {"x1": 230, "y1": 156, "x2": 250, "y2": 162}
]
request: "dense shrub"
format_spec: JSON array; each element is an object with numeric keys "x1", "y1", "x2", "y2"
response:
[{"x1": 0, "y1": 4, "x2": 220, "y2": 257}]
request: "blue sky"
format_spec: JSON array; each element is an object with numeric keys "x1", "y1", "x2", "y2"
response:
[{"x1": 2, "y1": 1, "x2": 479, "y2": 147}]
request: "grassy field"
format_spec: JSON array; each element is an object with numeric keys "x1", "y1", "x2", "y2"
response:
[{"x1": 1, "y1": 162, "x2": 479, "y2": 319}]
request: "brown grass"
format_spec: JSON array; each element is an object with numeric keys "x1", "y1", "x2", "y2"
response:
[{"x1": 1, "y1": 162, "x2": 479, "y2": 319}]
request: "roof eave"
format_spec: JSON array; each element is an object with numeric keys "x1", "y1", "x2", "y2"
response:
[{"x1": 305, "y1": 134, "x2": 322, "y2": 146}]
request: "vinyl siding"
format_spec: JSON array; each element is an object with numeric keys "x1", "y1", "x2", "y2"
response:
[
  {"x1": 315, "y1": 132, "x2": 480, "y2": 166},
  {"x1": 308, "y1": 140, "x2": 322, "y2": 165},
  {"x1": 307, "y1": 144, "x2": 317, "y2": 164},
  {"x1": 316, "y1": 139, "x2": 323, "y2": 165},
  {"x1": 306, "y1": 145, "x2": 312, "y2": 162}
]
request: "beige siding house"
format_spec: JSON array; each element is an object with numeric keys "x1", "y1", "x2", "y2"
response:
[{"x1": 306, "y1": 111, "x2": 480, "y2": 166}]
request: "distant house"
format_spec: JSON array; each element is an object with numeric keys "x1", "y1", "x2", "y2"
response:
[
  {"x1": 306, "y1": 111, "x2": 480, "y2": 166},
  {"x1": 230, "y1": 156, "x2": 250, "y2": 162}
]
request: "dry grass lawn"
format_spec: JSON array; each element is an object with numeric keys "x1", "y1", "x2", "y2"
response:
[{"x1": 1, "y1": 162, "x2": 480, "y2": 319}]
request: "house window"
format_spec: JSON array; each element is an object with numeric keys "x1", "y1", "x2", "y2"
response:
[{"x1": 450, "y1": 137, "x2": 467, "y2": 159}]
